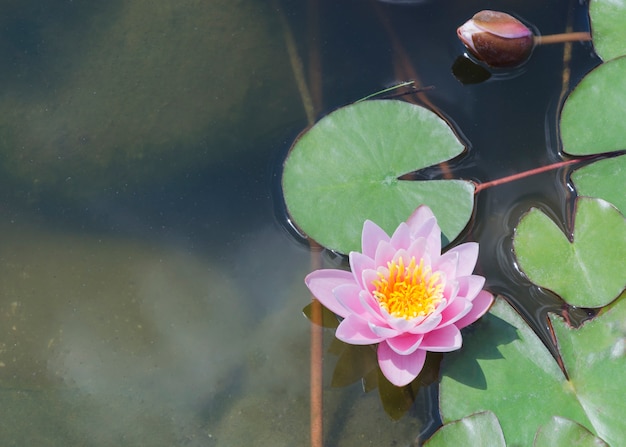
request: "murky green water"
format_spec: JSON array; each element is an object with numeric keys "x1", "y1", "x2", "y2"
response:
[{"x1": 0, "y1": 0, "x2": 599, "y2": 445}]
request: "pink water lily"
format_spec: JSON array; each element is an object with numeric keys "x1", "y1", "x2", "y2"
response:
[{"x1": 305, "y1": 205, "x2": 493, "y2": 386}]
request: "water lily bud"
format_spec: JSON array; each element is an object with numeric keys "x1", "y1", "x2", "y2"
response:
[{"x1": 457, "y1": 10, "x2": 534, "y2": 68}]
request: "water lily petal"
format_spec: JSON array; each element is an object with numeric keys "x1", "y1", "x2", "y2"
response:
[
  {"x1": 333, "y1": 283, "x2": 368, "y2": 317},
  {"x1": 406, "y1": 237, "x2": 428, "y2": 264},
  {"x1": 390, "y1": 222, "x2": 411, "y2": 250},
  {"x1": 385, "y1": 312, "x2": 421, "y2": 332},
  {"x1": 336, "y1": 315, "x2": 386, "y2": 344},
  {"x1": 368, "y1": 321, "x2": 400, "y2": 338},
  {"x1": 362, "y1": 268, "x2": 382, "y2": 295},
  {"x1": 406, "y1": 204, "x2": 435, "y2": 231},
  {"x1": 390, "y1": 249, "x2": 412, "y2": 267},
  {"x1": 445, "y1": 242, "x2": 479, "y2": 277},
  {"x1": 359, "y1": 290, "x2": 388, "y2": 324},
  {"x1": 406, "y1": 206, "x2": 441, "y2": 256},
  {"x1": 378, "y1": 342, "x2": 426, "y2": 387},
  {"x1": 455, "y1": 275, "x2": 486, "y2": 301},
  {"x1": 349, "y1": 251, "x2": 375, "y2": 289},
  {"x1": 361, "y1": 220, "x2": 389, "y2": 258},
  {"x1": 438, "y1": 297, "x2": 472, "y2": 328},
  {"x1": 472, "y1": 10, "x2": 532, "y2": 39},
  {"x1": 443, "y1": 278, "x2": 459, "y2": 304},
  {"x1": 374, "y1": 240, "x2": 397, "y2": 267},
  {"x1": 386, "y1": 332, "x2": 424, "y2": 355},
  {"x1": 305, "y1": 269, "x2": 355, "y2": 318},
  {"x1": 408, "y1": 312, "x2": 443, "y2": 334},
  {"x1": 433, "y1": 251, "x2": 459, "y2": 282},
  {"x1": 420, "y1": 325, "x2": 462, "y2": 352},
  {"x1": 410, "y1": 218, "x2": 439, "y2": 255},
  {"x1": 455, "y1": 290, "x2": 494, "y2": 329}
]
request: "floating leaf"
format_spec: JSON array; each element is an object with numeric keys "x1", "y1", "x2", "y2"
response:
[
  {"x1": 513, "y1": 197, "x2": 626, "y2": 307},
  {"x1": 534, "y1": 416, "x2": 609, "y2": 446},
  {"x1": 550, "y1": 291, "x2": 626, "y2": 446},
  {"x1": 282, "y1": 100, "x2": 474, "y2": 253},
  {"x1": 560, "y1": 57, "x2": 626, "y2": 155},
  {"x1": 590, "y1": 0, "x2": 626, "y2": 61},
  {"x1": 424, "y1": 411, "x2": 506, "y2": 446},
  {"x1": 439, "y1": 294, "x2": 626, "y2": 446},
  {"x1": 439, "y1": 299, "x2": 590, "y2": 446},
  {"x1": 571, "y1": 154, "x2": 626, "y2": 216}
]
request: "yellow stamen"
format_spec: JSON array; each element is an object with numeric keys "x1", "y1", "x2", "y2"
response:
[{"x1": 372, "y1": 256, "x2": 444, "y2": 320}]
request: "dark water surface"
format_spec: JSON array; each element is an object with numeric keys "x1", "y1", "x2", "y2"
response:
[{"x1": 0, "y1": 0, "x2": 599, "y2": 445}]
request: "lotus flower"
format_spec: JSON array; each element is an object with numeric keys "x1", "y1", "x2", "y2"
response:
[
  {"x1": 305, "y1": 205, "x2": 493, "y2": 386},
  {"x1": 457, "y1": 10, "x2": 534, "y2": 68}
]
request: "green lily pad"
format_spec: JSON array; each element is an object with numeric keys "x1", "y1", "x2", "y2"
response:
[
  {"x1": 424, "y1": 411, "x2": 506, "y2": 446},
  {"x1": 560, "y1": 57, "x2": 626, "y2": 155},
  {"x1": 571, "y1": 154, "x2": 626, "y2": 216},
  {"x1": 281, "y1": 100, "x2": 474, "y2": 253},
  {"x1": 550, "y1": 291, "x2": 626, "y2": 446},
  {"x1": 439, "y1": 298, "x2": 590, "y2": 446},
  {"x1": 590, "y1": 0, "x2": 626, "y2": 61},
  {"x1": 439, "y1": 294, "x2": 626, "y2": 446},
  {"x1": 513, "y1": 197, "x2": 626, "y2": 307},
  {"x1": 534, "y1": 416, "x2": 609, "y2": 446}
]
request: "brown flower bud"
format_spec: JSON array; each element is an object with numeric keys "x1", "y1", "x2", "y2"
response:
[{"x1": 457, "y1": 10, "x2": 534, "y2": 68}]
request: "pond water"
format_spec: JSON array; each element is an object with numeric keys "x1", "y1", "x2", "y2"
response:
[{"x1": 0, "y1": 0, "x2": 600, "y2": 445}]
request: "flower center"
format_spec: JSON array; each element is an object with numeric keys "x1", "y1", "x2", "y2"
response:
[{"x1": 372, "y1": 256, "x2": 444, "y2": 320}]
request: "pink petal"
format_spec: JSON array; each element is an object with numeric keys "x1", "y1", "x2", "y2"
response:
[
  {"x1": 374, "y1": 240, "x2": 397, "y2": 267},
  {"x1": 349, "y1": 252, "x2": 375, "y2": 289},
  {"x1": 406, "y1": 237, "x2": 428, "y2": 263},
  {"x1": 410, "y1": 218, "x2": 438, "y2": 251},
  {"x1": 406, "y1": 206, "x2": 441, "y2": 256},
  {"x1": 456, "y1": 275, "x2": 486, "y2": 301},
  {"x1": 377, "y1": 342, "x2": 426, "y2": 387},
  {"x1": 359, "y1": 290, "x2": 388, "y2": 324},
  {"x1": 386, "y1": 313, "x2": 423, "y2": 332},
  {"x1": 405, "y1": 205, "x2": 435, "y2": 232},
  {"x1": 472, "y1": 10, "x2": 533, "y2": 39},
  {"x1": 336, "y1": 315, "x2": 386, "y2": 344},
  {"x1": 433, "y1": 251, "x2": 459, "y2": 281},
  {"x1": 390, "y1": 222, "x2": 411, "y2": 250},
  {"x1": 408, "y1": 312, "x2": 443, "y2": 334},
  {"x1": 368, "y1": 322, "x2": 400, "y2": 338},
  {"x1": 361, "y1": 220, "x2": 389, "y2": 258},
  {"x1": 443, "y1": 279, "x2": 459, "y2": 304},
  {"x1": 438, "y1": 297, "x2": 472, "y2": 328},
  {"x1": 386, "y1": 332, "x2": 424, "y2": 355},
  {"x1": 390, "y1": 248, "x2": 411, "y2": 267},
  {"x1": 444, "y1": 242, "x2": 479, "y2": 277},
  {"x1": 362, "y1": 268, "x2": 382, "y2": 296},
  {"x1": 305, "y1": 269, "x2": 355, "y2": 318},
  {"x1": 333, "y1": 283, "x2": 368, "y2": 318},
  {"x1": 420, "y1": 325, "x2": 462, "y2": 352},
  {"x1": 455, "y1": 290, "x2": 494, "y2": 329}
]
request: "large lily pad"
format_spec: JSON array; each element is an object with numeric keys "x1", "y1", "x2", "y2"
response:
[
  {"x1": 281, "y1": 100, "x2": 474, "y2": 253},
  {"x1": 513, "y1": 197, "x2": 626, "y2": 308},
  {"x1": 560, "y1": 57, "x2": 626, "y2": 156},
  {"x1": 439, "y1": 295, "x2": 626, "y2": 446},
  {"x1": 571, "y1": 154, "x2": 626, "y2": 216},
  {"x1": 590, "y1": 0, "x2": 626, "y2": 61}
]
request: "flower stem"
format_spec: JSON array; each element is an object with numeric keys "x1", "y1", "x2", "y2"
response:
[
  {"x1": 534, "y1": 32, "x2": 592, "y2": 46},
  {"x1": 309, "y1": 240, "x2": 324, "y2": 447},
  {"x1": 474, "y1": 159, "x2": 582, "y2": 193}
]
